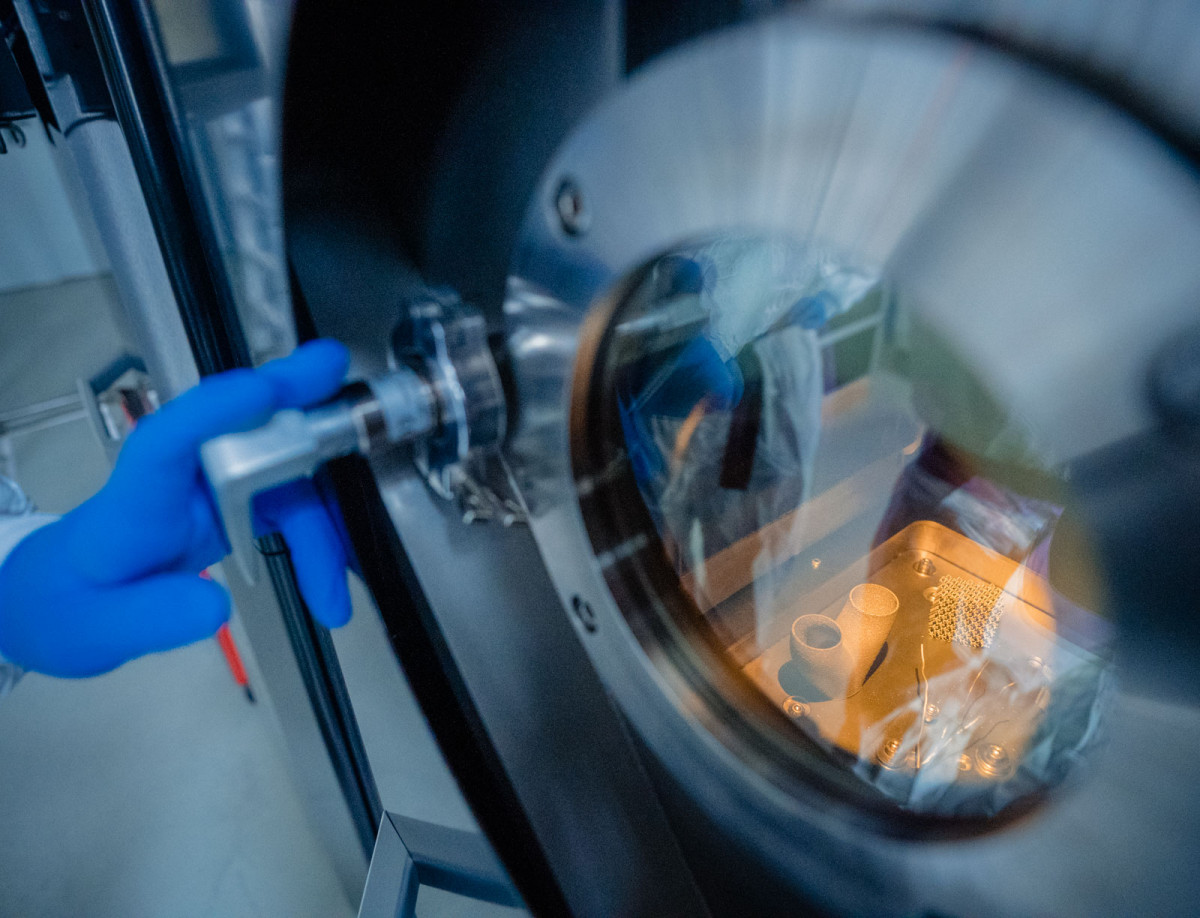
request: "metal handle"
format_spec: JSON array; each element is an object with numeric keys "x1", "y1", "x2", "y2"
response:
[{"x1": 201, "y1": 367, "x2": 437, "y2": 585}]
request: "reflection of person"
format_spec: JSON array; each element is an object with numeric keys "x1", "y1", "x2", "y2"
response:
[
  {"x1": 619, "y1": 237, "x2": 875, "y2": 573},
  {"x1": 0, "y1": 341, "x2": 354, "y2": 693}
]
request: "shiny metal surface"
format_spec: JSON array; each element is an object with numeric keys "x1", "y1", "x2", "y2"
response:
[
  {"x1": 282, "y1": 3, "x2": 723, "y2": 911},
  {"x1": 822, "y1": 0, "x2": 1200, "y2": 148},
  {"x1": 391, "y1": 293, "x2": 507, "y2": 499},
  {"x1": 286, "y1": 213, "x2": 711, "y2": 914},
  {"x1": 503, "y1": 14, "x2": 1200, "y2": 915}
]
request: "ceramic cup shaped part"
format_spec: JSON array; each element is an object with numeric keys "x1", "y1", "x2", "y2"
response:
[
  {"x1": 836, "y1": 583, "x2": 899, "y2": 694},
  {"x1": 789, "y1": 614, "x2": 855, "y2": 699}
]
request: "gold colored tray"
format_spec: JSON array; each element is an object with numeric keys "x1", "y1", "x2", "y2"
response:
[{"x1": 739, "y1": 521, "x2": 1102, "y2": 784}]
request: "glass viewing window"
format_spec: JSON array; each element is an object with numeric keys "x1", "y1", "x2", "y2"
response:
[{"x1": 595, "y1": 234, "x2": 1113, "y2": 819}]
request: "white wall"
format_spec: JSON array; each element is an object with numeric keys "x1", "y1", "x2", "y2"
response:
[{"x1": 0, "y1": 122, "x2": 108, "y2": 293}]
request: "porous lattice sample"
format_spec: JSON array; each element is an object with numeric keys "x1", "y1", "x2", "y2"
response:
[{"x1": 928, "y1": 575, "x2": 1006, "y2": 650}]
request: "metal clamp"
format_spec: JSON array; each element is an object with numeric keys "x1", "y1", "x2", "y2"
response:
[
  {"x1": 201, "y1": 297, "x2": 508, "y2": 584},
  {"x1": 392, "y1": 290, "x2": 507, "y2": 499}
]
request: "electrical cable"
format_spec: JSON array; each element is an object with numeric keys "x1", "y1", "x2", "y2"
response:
[
  {"x1": 0, "y1": 117, "x2": 29, "y2": 153},
  {"x1": 61, "y1": 112, "x2": 113, "y2": 138}
]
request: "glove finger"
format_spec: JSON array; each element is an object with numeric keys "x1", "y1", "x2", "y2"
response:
[
  {"x1": 114, "y1": 339, "x2": 347, "y2": 487},
  {"x1": 99, "y1": 574, "x2": 231, "y2": 672},
  {"x1": 25, "y1": 575, "x2": 230, "y2": 678},
  {"x1": 113, "y1": 369, "x2": 277, "y2": 491},
  {"x1": 257, "y1": 339, "x2": 350, "y2": 409},
  {"x1": 120, "y1": 340, "x2": 347, "y2": 479},
  {"x1": 256, "y1": 480, "x2": 352, "y2": 628},
  {"x1": 642, "y1": 337, "x2": 743, "y2": 416},
  {"x1": 83, "y1": 343, "x2": 348, "y2": 580}
]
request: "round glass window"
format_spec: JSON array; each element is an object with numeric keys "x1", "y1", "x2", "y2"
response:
[{"x1": 592, "y1": 233, "x2": 1114, "y2": 819}]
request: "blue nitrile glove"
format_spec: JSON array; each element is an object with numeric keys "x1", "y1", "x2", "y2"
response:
[{"x1": 0, "y1": 340, "x2": 353, "y2": 678}]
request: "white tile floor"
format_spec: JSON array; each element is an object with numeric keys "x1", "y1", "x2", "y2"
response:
[{"x1": 0, "y1": 276, "x2": 525, "y2": 917}]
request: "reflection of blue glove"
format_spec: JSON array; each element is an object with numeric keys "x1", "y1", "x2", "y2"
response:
[
  {"x1": 0, "y1": 340, "x2": 352, "y2": 678},
  {"x1": 639, "y1": 337, "x2": 744, "y2": 417},
  {"x1": 620, "y1": 335, "x2": 744, "y2": 488},
  {"x1": 788, "y1": 291, "x2": 839, "y2": 331}
]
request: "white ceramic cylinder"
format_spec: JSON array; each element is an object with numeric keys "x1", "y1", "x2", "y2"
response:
[
  {"x1": 789, "y1": 614, "x2": 855, "y2": 699},
  {"x1": 835, "y1": 583, "x2": 899, "y2": 694}
]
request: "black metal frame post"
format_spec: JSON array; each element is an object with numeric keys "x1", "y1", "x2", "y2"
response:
[
  {"x1": 80, "y1": 0, "x2": 248, "y2": 376},
  {"x1": 357, "y1": 812, "x2": 522, "y2": 918}
]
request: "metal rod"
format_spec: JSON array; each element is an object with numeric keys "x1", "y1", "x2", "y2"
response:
[
  {"x1": 0, "y1": 394, "x2": 86, "y2": 435},
  {"x1": 80, "y1": 0, "x2": 250, "y2": 376}
]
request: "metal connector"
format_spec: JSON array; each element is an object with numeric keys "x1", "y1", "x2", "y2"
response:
[{"x1": 201, "y1": 367, "x2": 437, "y2": 585}]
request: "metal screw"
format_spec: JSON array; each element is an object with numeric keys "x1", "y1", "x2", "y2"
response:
[
  {"x1": 924, "y1": 702, "x2": 941, "y2": 724},
  {"x1": 877, "y1": 738, "x2": 903, "y2": 769},
  {"x1": 913, "y1": 557, "x2": 936, "y2": 576},
  {"x1": 975, "y1": 743, "x2": 1014, "y2": 779},
  {"x1": 784, "y1": 697, "x2": 810, "y2": 719},
  {"x1": 571, "y1": 594, "x2": 598, "y2": 633},
  {"x1": 957, "y1": 753, "x2": 974, "y2": 773},
  {"x1": 554, "y1": 178, "x2": 590, "y2": 237}
]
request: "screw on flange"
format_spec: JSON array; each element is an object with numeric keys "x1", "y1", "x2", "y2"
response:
[
  {"x1": 554, "y1": 178, "x2": 590, "y2": 237},
  {"x1": 913, "y1": 557, "x2": 936, "y2": 576},
  {"x1": 975, "y1": 743, "x2": 1014, "y2": 779},
  {"x1": 571, "y1": 594, "x2": 598, "y2": 633}
]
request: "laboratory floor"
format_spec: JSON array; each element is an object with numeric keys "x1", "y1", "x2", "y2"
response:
[{"x1": 0, "y1": 277, "x2": 523, "y2": 917}]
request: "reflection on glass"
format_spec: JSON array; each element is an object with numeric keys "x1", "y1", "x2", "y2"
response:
[{"x1": 608, "y1": 234, "x2": 1112, "y2": 818}]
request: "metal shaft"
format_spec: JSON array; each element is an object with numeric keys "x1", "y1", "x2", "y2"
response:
[{"x1": 201, "y1": 366, "x2": 437, "y2": 585}]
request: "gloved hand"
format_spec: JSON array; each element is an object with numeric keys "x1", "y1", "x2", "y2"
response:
[{"x1": 0, "y1": 340, "x2": 353, "y2": 678}]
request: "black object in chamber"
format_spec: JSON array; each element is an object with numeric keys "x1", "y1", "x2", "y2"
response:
[{"x1": 719, "y1": 345, "x2": 765, "y2": 491}]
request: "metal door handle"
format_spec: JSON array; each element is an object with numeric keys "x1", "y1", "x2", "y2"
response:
[{"x1": 201, "y1": 368, "x2": 439, "y2": 585}]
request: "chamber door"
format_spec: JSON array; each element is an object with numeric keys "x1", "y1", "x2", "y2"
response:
[{"x1": 505, "y1": 13, "x2": 1200, "y2": 916}]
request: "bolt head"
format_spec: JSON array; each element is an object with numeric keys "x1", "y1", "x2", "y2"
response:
[
  {"x1": 784, "y1": 697, "x2": 810, "y2": 719},
  {"x1": 554, "y1": 179, "x2": 590, "y2": 236}
]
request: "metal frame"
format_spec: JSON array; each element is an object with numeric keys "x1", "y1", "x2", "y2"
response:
[
  {"x1": 358, "y1": 812, "x2": 522, "y2": 918},
  {"x1": 51, "y1": 0, "x2": 384, "y2": 895},
  {"x1": 80, "y1": 0, "x2": 250, "y2": 375}
]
